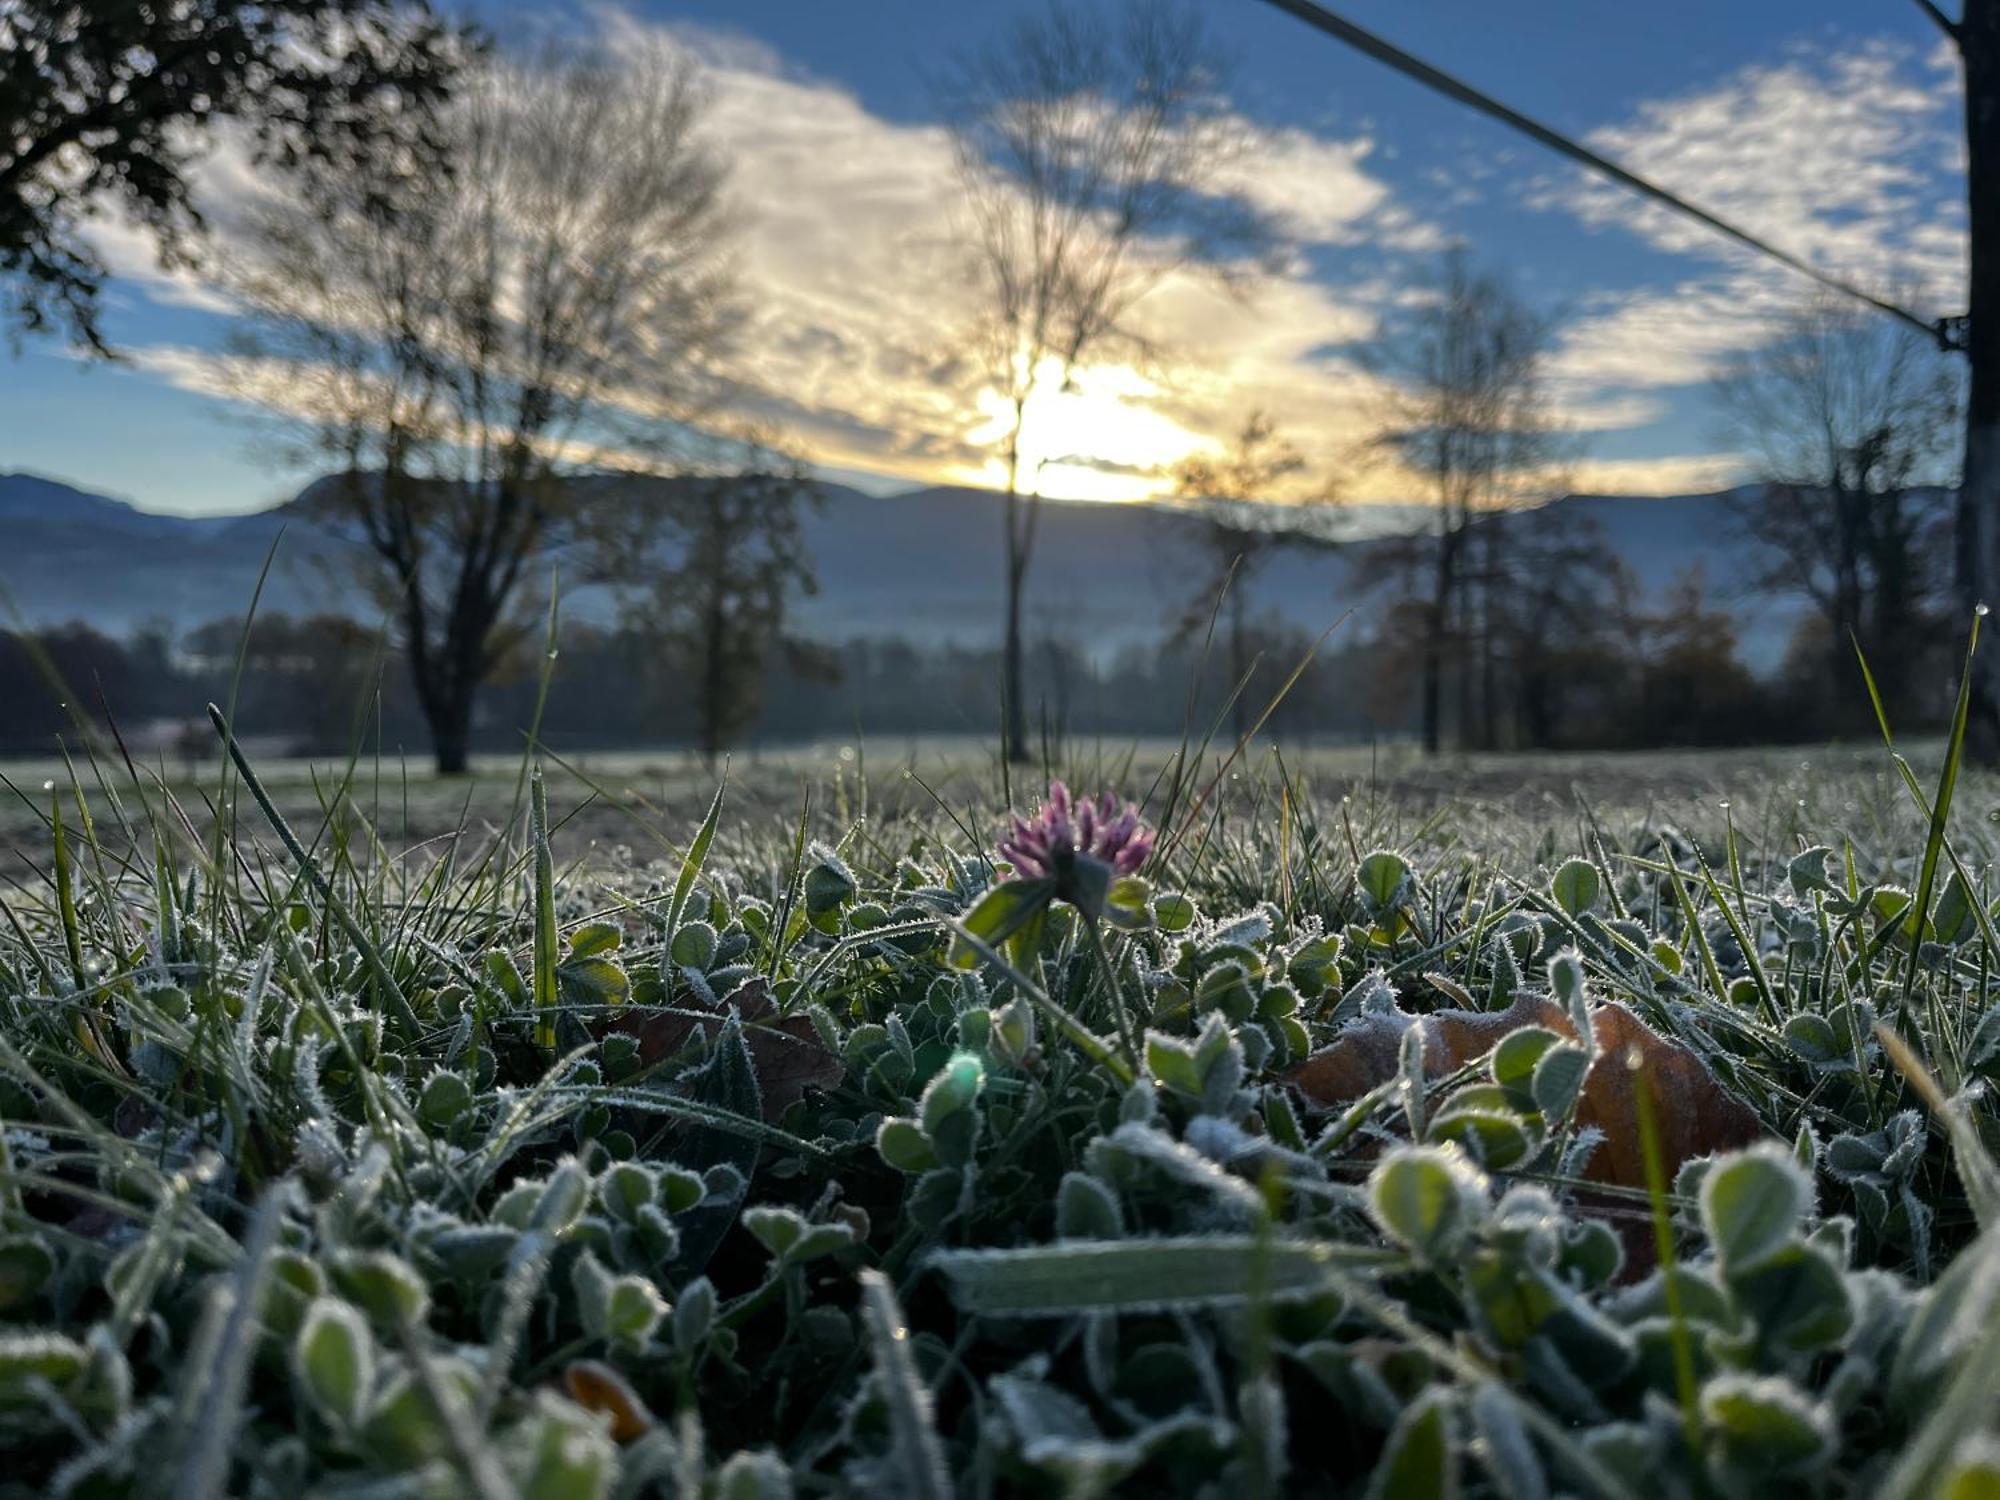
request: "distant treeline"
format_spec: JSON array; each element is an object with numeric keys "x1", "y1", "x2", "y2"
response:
[{"x1": 0, "y1": 594, "x2": 1948, "y2": 761}]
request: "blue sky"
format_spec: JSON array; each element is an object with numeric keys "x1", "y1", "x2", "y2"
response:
[{"x1": 0, "y1": 0, "x2": 1965, "y2": 515}]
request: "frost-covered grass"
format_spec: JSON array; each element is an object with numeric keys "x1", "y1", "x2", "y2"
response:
[{"x1": 0, "y1": 714, "x2": 1998, "y2": 1497}]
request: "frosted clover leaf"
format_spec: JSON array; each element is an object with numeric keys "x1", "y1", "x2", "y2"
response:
[{"x1": 997, "y1": 781, "x2": 1154, "y2": 922}]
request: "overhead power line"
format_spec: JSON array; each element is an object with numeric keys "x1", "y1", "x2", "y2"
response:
[{"x1": 1253, "y1": 0, "x2": 1963, "y2": 352}]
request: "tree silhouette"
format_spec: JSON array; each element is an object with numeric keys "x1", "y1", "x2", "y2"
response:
[
  {"x1": 943, "y1": 0, "x2": 1276, "y2": 762},
  {"x1": 223, "y1": 41, "x2": 735, "y2": 772},
  {"x1": 1172, "y1": 411, "x2": 1340, "y2": 742},
  {"x1": 1714, "y1": 292, "x2": 1960, "y2": 722},
  {"x1": 1366, "y1": 251, "x2": 1566, "y2": 754},
  {"x1": 1, "y1": 0, "x2": 459, "y2": 354}
]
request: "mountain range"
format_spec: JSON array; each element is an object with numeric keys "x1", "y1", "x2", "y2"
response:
[{"x1": 0, "y1": 471, "x2": 1800, "y2": 668}]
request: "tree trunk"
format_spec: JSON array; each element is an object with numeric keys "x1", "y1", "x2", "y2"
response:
[
  {"x1": 1962, "y1": 0, "x2": 2000, "y2": 758},
  {"x1": 1477, "y1": 521, "x2": 1501, "y2": 751},
  {"x1": 1004, "y1": 545, "x2": 1029, "y2": 764},
  {"x1": 700, "y1": 597, "x2": 727, "y2": 769},
  {"x1": 1230, "y1": 580, "x2": 1250, "y2": 744},
  {"x1": 427, "y1": 687, "x2": 472, "y2": 776},
  {"x1": 1002, "y1": 407, "x2": 1031, "y2": 765},
  {"x1": 1422, "y1": 523, "x2": 1458, "y2": 756}
]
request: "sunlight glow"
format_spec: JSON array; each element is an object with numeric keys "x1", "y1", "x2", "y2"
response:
[{"x1": 963, "y1": 358, "x2": 1211, "y2": 503}]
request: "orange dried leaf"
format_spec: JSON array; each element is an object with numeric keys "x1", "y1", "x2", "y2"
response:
[{"x1": 563, "y1": 1359, "x2": 654, "y2": 1443}]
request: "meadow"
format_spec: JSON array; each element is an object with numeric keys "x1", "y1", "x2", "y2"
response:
[{"x1": 1, "y1": 716, "x2": 1998, "y2": 1497}]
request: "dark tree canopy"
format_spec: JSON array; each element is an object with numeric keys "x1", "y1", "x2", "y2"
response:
[{"x1": 0, "y1": 0, "x2": 459, "y2": 353}]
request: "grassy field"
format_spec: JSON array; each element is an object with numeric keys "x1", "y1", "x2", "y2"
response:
[{"x1": 0, "y1": 725, "x2": 1998, "y2": 1496}]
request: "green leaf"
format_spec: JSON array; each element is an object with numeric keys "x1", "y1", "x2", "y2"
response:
[
  {"x1": 1548, "y1": 950, "x2": 1588, "y2": 1037},
  {"x1": 1145, "y1": 1031, "x2": 1204, "y2": 1097},
  {"x1": 1055, "y1": 1173, "x2": 1125, "y2": 1240},
  {"x1": 418, "y1": 1070, "x2": 473, "y2": 1130},
  {"x1": 293, "y1": 1300, "x2": 371, "y2": 1429},
  {"x1": 1491, "y1": 1027, "x2": 1560, "y2": 1109},
  {"x1": 596, "y1": 1162, "x2": 655, "y2": 1223},
  {"x1": 669, "y1": 776, "x2": 727, "y2": 945},
  {"x1": 1105, "y1": 875, "x2": 1154, "y2": 932},
  {"x1": 950, "y1": 879, "x2": 1056, "y2": 970},
  {"x1": 712, "y1": 1451, "x2": 795, "y2": 1500},
  {"x1": 1530, "y1": 1043, "x2": 1591, "y2": 1121},
  {"x1": 931, "y1": 1238, "x2": 1388, "y2": 1316},
  {"x1": 1701, "y1": 1146, "x2": 1809, "y2": 1273},
  {"x1": 1725, "y1": 1243, "x2": 1853, "y2": 1356},
  {"x1": 330, "y1": 1250, "x2": 430, "y2": 1330},
  {"x1": 558, "y1": 956, "x2": 630, "y2": 1006},
  {"x1": 919, "y1": 1052, "x2": 985, "y2": 1134},
  {"x1": 0, "y1": 1331, "x2": 86, "y2": 1408},
  {"x1": 1700, "y1": 1374, "x2": 1834, "y2": 1476},
  {"x1": 1934, "y1": 871, "x2": 1979, "y2": 946},
  {"x1": 1428, "y1": 1105, "x2": 1534, "y2": 1171},
  {"x1": 1357, "y1": 850, "x2": 1410, "y2": 912},
  {"x1": 1370, "y1": 1392, "x2": 1457, "y2": 1500},
  {"x1": 1369, "y1": 1146, "x2": 1487, "y2": 1263},
  {"x1": 876, "y1": 1118, "x2": 940, "y2": 1174},
  {"x1": 0, "y1": 1236, "x2": 55, "y2": 1313},
  {"x1": 566, "y1": 921, "x2": 623, "y2": 958},
  {"x1": 517, "y1": 1403, "x2": 618, "y2": 1500},
  {"x1": 1551, "y1": 858, "x2": 1602, "y2": 918}
]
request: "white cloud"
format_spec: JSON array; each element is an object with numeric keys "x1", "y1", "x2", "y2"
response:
[
  {"x1": 674, "y1": 18, "x2": 1434, "y2": 499},
  {"x1": 1564, "y1": 452, "x2": 1747, "y2": 497},
  {"x1": 1538, "y1": 37, "x2": 1963, "y2": 414},
  {"x1": 1558, "y1": 38, "x2": 1962, "y2": 297},
  {"x1": 124, "y1": 9, "x2": 1879, "y2": 506},
  {"x1": 110, "y1": 7, "x2": 1445, "y2": 504},
  {"x1": 81, "y1": 129, "x2": 270, "y2": 318}
]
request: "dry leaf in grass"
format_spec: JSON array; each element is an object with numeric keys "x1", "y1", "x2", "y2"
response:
[
  {"x1": 563, "y1": 1360, "x2": 654, "y2": 1442},
  {"x1": 1286, "y1": 991, "x2": 1764, "y2": 1193},
  {"x1": 597, "y1": 977, "x2": 844, "y2": 1121}
]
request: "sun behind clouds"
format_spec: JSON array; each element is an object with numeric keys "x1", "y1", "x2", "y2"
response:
[{"x1": 962, "y1": 359, "x2": 1211, "y2": 503}]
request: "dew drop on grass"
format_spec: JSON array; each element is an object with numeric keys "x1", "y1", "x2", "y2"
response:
[{"x1": 1978, "y1": 603, "x2": 1991, "y2": 618}]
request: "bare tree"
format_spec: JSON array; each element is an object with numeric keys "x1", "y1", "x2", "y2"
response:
[
  {"x1": 1367, "y1": 251, "x2": 1567, "y2": 754},
  {"x1": 1482, "y1": 507, "x2": 1631, "y2": 750},
  {"x1": 1171, "y1": 411, "x2": 1340, "y2": 741},
  {"x1": 222, "y1": 41, "x2": 735, "y2": 772},
  {"x1": 594, "y1": 443, "x2": 829, "y2": 766},
  {"x1": 944, "y1": 0, "x2": 1276, "y2": 762},
  {"x1": 1715, "y1": 292, "x2": 1960, "y2": 718}
]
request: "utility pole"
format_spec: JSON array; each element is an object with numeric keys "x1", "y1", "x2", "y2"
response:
[{"x1": 1944, "y1": 0, "x2": 2000, "y2": 755}]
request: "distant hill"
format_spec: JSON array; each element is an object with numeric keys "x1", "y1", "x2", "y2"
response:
[{"x1": 0, "y1": 470, "x2": 1803, "y2": 668}]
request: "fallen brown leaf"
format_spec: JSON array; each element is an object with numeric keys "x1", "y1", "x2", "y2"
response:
[
  {"x1": 563, "y1": 1360, "x2": 654, "y2": 1442},
  {"x1": 1286, "y1": 989, "x2": 1764, "y2": 1269},
  {"x1": 597, "y1": 977, "x2": 844, "y2": 1121}
]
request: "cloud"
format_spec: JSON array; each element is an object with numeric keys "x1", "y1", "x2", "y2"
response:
[
  {"x1": 112, "y1": 7, "x2": 1443, "y2": 505},
  {"x1": 116, "y1": 8, "x2": 1850, "y2": 508},
  {"x1": 1538, "y1": 37, "x2": 1963, "y2": 410},
  {"x1": 666, "y1": 15, "x2": 1439, "y2": 500},
  {"x1": 82, "y1": 129, "x2": 270, "y2": 318},
  {"x1": 1558, "y1": 38, "x2": 1962, "y2": 295},
  {"x1": 1563, "y1": 452, "x2": 1748, "y2": 497}
]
